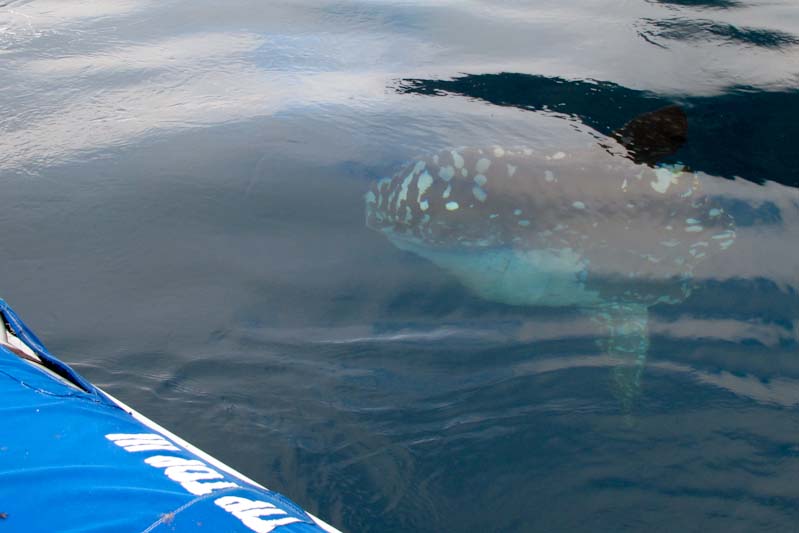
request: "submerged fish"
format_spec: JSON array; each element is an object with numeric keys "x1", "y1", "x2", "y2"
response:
[{"x1": 364, "y1": 106, "x2": 788, "y2": 412}]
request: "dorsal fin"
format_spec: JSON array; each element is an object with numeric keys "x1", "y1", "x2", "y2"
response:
[{"x1": 612, "y1": 105, "x2": 688, "y2": 166}]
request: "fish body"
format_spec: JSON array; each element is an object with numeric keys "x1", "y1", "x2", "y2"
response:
[
  {"x1": 366, "y1": 144, "x2": 736, "y2": 310},
  {"x1": 364, "y1": 104, "x2": 799, "y2": 412}
]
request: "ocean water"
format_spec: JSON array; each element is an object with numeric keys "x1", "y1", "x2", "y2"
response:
[{"x1": 1, "y1": 1, "x2": 798, "y2": 531}]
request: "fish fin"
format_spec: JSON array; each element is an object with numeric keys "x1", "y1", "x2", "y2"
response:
[
  {"x1": 589, "y1": 303, "x2": 650, "y2": 416},
  {"x1": 612, "y1": 105, "x2": 688, "y2": 166}
]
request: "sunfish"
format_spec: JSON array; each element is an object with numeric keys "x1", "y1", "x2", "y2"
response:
[{"x1": 365, "y1": 107, "x2": 745, "y2": 411}]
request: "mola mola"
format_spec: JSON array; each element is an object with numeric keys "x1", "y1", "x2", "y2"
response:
[{"x1": 365, "y1": 106, "x2": 747, "y2": 411}]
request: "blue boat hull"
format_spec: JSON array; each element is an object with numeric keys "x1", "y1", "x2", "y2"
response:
[{"x1": 0, "y1": 300, "x2": 341, "y2": 533}]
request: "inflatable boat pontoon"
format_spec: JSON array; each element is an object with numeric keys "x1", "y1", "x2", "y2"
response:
[{"x1": 0, "y1": 299, "x2": 342, "y2": 533}]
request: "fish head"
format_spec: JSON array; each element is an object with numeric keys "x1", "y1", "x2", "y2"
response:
[{"x1": 365, "y1": 147, "x2": 529, "y2": 250}]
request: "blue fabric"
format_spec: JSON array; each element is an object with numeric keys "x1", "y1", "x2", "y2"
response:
[{"x1": 0, "y1": 300, "x2": 335, "y2": 533}]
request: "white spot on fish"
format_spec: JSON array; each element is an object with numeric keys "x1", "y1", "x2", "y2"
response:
[
  {"x1": 572, "y1": 201, "x2": 586, "y2": 210},
  {"x1": 365, "y1": 191, "x2": 376, "y2": 204},
  {"x1": 660, "y1": 239, "x2": 680, "y2": 247},
  {"x1": 476, "y1": 158, "x2": 491, "y2": 174},
  {"x1": 445, "y1": 201, "x2": 459, "y2": 211},
  {"x1": 451, "y1": 151, "x2": 464, "y2": 169},
  {"x1": 413, "y1": 160, "x2": 426, "y2": 175},
  {"x1": 685, "y1": 218, "x2": 700, "y2": 224},
  {"x1": 552, "y1": 151, "x2": 566, "y2": 160},
  {"x1": 545, "y1": 170, "x2": 555, "y2": 182},
  {"x1": 685, "y1": 225, "x2": 703, "y2": 232},
  {"x1": 513, "y1": 209, "x2": 522, "y2": 216},
  {"x1": 709, "y1": 208, "x2": 722, "y2": 217},
  {"x1": 712, "y1": 230, "x2": 735, "y2": 240},
  {"x1": 507, "y1": 164, "x2": 517, "y2": 177},
  {"x1": 442, "y1": 184, "x2": 452, "y2": 199},
  {"x1": 626, "y1": 203, "x2": 635, "y2": 209},
  {"x1": 417, "y1": 171, "x2": 433, "y2": 202},
  {"x1": 720, "y1": 239, "x2": 734, "y2": 250},
  {"x1": 489, "y1": 214, "x2": 499, "y2": 219},
  {"x1": 439, "y1": 165, "x2": 455, "y2": 181},
  {"x1": 472, "y1": 186, "x2": 487, "y2": 202},
  {"x1": 461, "y1": 168, "x2": 468, "y2": 177},
  {"x1": 397, "y1": 172, "x2": 414, "y2": 207},
  {"x1": 419, "y1": 200, "x2": 429, "y2": 211},
  {"x1": 474, "y1": 174, "x2": 487, "y2": 187},
  {"x1": 493, "y1": 147, "x2": 505, "y2": 158},
  {"x1": 651, "y1": 167, "x2": 676, "y2": 194},
  {"x1": 518, "y1": 220, "x2": 531, "y2": 227},
  {"x1": 621, "y1": 179, "x2": 628, "y2": 191}
]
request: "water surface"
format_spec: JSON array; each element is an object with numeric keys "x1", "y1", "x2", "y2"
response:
[{"x1": 1, "y1": 1, "x2": 798, "y2": 531}]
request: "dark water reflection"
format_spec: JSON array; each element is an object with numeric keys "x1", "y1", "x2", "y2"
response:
[
  {"x1": 647, "y1": 0, "x2": 746, "y2": 8},
  {"x1": 1, "y1": 0, "x2": 799, "y2": 531},
  {"x1": 638, "y1": 17, "x2": 799, "y2": 49},
  {"x1": 399, "y1": 74, "x2": 799, "y2": 187}
]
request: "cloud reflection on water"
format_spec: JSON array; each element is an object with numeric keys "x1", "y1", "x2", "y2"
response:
[
  {"x1": 3, "y1": 0, "x2": 147, "y2": 20},
  {"x1": 248, "y1": 315, "x2": 797, "y2": 349},
  {"x1": 23, "y1": 32, "x2": 265, "y2": 74},
  {"x1": 513, "y1": 356, "x2": 799, "y2": 408},
  {"x1": 0, "y1": 0, "x2": 150, "y2": 50},
  {"x1": 2, "y1": 0, "x2": 798, "y2": 174},
  {"x1": 0, "y1": 29, "x2": 399, "y2": 171}
]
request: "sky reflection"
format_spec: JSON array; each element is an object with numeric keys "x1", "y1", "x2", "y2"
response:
[
  {"x1": 2, "y1": 0, "x2": 798, "y2": 172},
  {"x1": 0, "y1": 0, "x2": 150, "y2": 50},
  {"x1": 23, "y1": 32, "x2": 265, "y2": 75},
  {"x1": 511, "y1": 356, "x2": 799, "y2": 408}
]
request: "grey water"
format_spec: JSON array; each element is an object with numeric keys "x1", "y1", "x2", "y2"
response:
[{"x1": 1, "y1": 0, "x2": 799, "y2": 531}]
